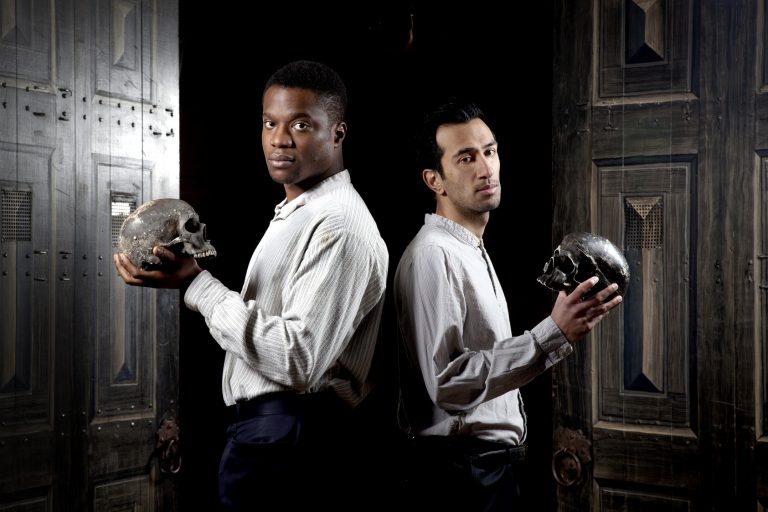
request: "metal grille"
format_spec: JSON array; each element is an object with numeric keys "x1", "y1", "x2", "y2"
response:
[
  {"x1": 625, "y1": 196, "x2": 663, "y2": 249},
  {"x1": 1, "y1": 189, "x2": 32, "y2": 242},
  {"x1": 111, "y1": 193, "x2": 136, "y2": 247}
]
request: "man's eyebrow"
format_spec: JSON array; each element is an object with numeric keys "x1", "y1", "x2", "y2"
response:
[
  {"x1": 451, "y1": 140, "x2": 498, "y2": 159},
  {"x1": 262, "y1": 111, "x2": 313, "y2": 119}
]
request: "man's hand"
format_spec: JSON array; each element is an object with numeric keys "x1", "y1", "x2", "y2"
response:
[
  {"x1": 114, "y1": 246, "x2": 202, "y2": 289},
  {"x1": 550, "y1": 276, "x2": 623, "y2": 344}
]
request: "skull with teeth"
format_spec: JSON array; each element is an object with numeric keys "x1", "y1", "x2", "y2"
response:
[
  {"x1": 118, "y1": 198, "x2": 217, "y2": 270},
  {"x1": 537, "y1": 232, "x2": 629, "y2": 300}
]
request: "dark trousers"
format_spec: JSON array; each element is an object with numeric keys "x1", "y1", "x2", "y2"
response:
[
  {"x1": 218, "y1": 391, "x2": 362, "y2": 511},
  {"x1": 403, "y1": 435, "x2": 527, "y2": 512}
]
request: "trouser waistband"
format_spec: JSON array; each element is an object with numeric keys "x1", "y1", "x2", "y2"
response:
[{"x1": 228, "y1": 390, "x2": 344, "y2": 422}]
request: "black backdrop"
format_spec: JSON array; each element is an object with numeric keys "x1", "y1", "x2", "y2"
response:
[{"x1": 178, "y1": 3, "x2": 556, "y2": 509}]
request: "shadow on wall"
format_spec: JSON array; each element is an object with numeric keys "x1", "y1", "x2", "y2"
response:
[{"x1": 178, "y1": 3, "x2": 554, "y2": 510}]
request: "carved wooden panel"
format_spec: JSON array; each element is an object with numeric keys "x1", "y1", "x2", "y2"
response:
[
  {"x1": 597, "y1": 161, "x2": 691, "y2": 426},
  {"x1": 758, "y1": 155, "x2": 768, "y2": 502},
  {"x1": 94, "y1": 0, "x2": 153, "y2": 102},
  {"x1": 0, "y1": 143, "x2": 54, "y2": 426},
  {"x1": 0, "y1": 0, "x2": 53, "y2": 86},
  {"x1": 761, "y1": 157, "x2": 768, "y2": 439},
  {"x1": 599, "y1": 0, "x2": 693, "y2": 98},
  {"x1": 93, "y1": 155, "x2": 154, "y2": 419},
  {"x1": 0, "y1": 144, "x2": 62, "y2": 501}
]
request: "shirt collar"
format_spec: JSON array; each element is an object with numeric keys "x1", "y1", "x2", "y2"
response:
[
  {"x1": 272, "y1": 170, "x2": 351, "y2": 220},
  {"x1": 424, "y1": 213, "x2": 483, "y2": 248}
]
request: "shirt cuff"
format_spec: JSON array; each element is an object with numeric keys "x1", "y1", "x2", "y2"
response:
[
  {"x1": 531, "y1": 316, "x2": 573, "y2": 362},
  {"x1": 183, "y1": 270, "x2": 230, "y2": 317}
]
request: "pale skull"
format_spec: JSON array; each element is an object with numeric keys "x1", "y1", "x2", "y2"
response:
[
  {"x1": 118, "y1": 198, "x2": 217, "y2": 269},
  {"x1": 537, "y1": 232, "x2": 629, "y2": 300}
]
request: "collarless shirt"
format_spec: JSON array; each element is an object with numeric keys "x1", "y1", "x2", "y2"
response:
[
  {"x1": 394, "y1": 214, "x2": 572, "y2": 444},
  {"x1": 185, "y1": 170, "x2": 389, "y2": 407}
]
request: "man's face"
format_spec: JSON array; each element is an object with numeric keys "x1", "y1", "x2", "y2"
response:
[
  {"x1": 435, "y1": 118, "x2": 501, "y2": 216},
  {"x1": 261, "y1": 86, "x2": 343, "y2": 198}
]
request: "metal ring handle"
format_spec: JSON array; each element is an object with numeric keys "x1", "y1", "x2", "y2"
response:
[{"x1": 551, "y1": 447, "x2": 583, "y2": 487}]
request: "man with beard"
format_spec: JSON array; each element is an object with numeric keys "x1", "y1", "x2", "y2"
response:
[{"x1": 394, "y1": 100, "x2": 622, "y2": 510}]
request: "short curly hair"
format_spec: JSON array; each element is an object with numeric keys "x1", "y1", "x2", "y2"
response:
[{"x1": 263, "y1": 60, "x2": 347, "y2": 125}]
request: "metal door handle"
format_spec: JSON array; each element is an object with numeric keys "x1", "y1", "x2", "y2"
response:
[
  {"x1": 552, "y1": 427, "x2": 591, "y2": 487},
  {"x1": 155, "y1": 417, "x2": 182, "y2": 474},
  {"x1": 552, "y1": 447, "x2": 583, "y2": 487}
]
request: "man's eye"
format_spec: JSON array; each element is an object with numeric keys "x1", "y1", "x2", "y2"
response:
[
  {"x1": 293, "y1": 122, "x2": 309, "y2": 130},
  {"x1": 263, "y1": 120, "x2": 275, "y2": 128}
]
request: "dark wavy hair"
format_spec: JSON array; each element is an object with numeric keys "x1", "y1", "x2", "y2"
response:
[
  {"x1": 263, "y1": 60, "x2": 347, "y2": 125},
  {"x1": 418, "y1": 100, "x2": 487, "y2": 175}
]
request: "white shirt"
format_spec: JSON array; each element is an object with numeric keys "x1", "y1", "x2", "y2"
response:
[
  {"x1": 185, "y1": 170, "x2": 388, "y2": 407},
  {"x1": 394, "y1": 214, "x2": 572, "y2": 444}
]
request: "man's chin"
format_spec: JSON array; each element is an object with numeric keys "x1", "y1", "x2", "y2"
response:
[
  {"x1": 481, "y1": 197, "x2": 501, "y2": 212},
  {"x1": 267, "y1": 169, "x2": 295, "y2": 185}
]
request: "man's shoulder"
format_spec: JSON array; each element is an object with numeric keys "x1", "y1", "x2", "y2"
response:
[
  {"x1": 305, "y1": 186, "x2": 375, "y2": 224},
  {"x1": 399, "y1": 225, "x2": 462, "y2": 266},
  {"x1": 304, "y1": 189, "x2": 387, "y2": 255},
  {"x1": 412, "y1": 221, "x2": 464, "y2": 249}
]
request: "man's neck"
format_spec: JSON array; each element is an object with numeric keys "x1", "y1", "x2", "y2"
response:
[
  {"x1": 434, "y1": 206, "x2": 489, "y2": 239},
  {"x1": 284, "y1": 167, "x2": 344, "y2": 203}
]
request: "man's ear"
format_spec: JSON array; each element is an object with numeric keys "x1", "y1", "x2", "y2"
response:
[
  {"x1": 334, "y1": 122, "x2": 347, "y2": 145},
  {"x1": 422, "y1": 168, "x2": 444, "y2": 195}
]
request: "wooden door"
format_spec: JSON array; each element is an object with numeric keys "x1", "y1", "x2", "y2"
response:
[
  {"x1": 552, "y1": 0, "x2": 766, "y2": 509},
  {"x1": 0, "y1": 0, "x2": 179, "y2": 510}
]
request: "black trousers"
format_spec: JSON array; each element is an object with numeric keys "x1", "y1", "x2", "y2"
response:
[
  {"x1": 218, "y1": 391, "x2": 363, "y2": 511},
  {"x1": 403, "y1": 435, "x2": 528, "y2": 512}
]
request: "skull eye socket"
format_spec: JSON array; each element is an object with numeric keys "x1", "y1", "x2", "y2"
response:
[
  {"x1": 184, "y1": 217, "x2": 200, "y2": 233},
  {"x1": 554, "y1": 254, "x2": 575, "y2": 276},
  {"x1": 573, "y1": 249, "x2": 598, "y2": 284}
]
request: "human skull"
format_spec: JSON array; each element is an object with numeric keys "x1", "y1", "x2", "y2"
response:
[
  {"x1": 537, "y1": 232, "x2": 629, "y2": 300},
  {"x1": 118, "y1": 198, "x2": 217, "y2": 269}
]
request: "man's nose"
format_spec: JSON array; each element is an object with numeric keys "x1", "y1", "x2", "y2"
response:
[
  {"x1": 270, "y1": 125, "x2": 293, "y2": 147},
  {"x1": 478, "y1": 156, "x2": 495, "y2": 179}
]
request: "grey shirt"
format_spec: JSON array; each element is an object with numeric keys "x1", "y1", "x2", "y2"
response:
[
  {"x1": 394, "y1": 214, "x2": 572, "y2": 444},
  {"x1": 185, "y1": 171, "x2": 388, "y2": 407}
]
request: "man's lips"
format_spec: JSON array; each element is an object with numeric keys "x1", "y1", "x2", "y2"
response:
[
  {"x1": 477, "y1": 183, "x2": 499, "y2": 196},
  {"x1": 268, "y1": 154, "x2": 294, "y2": 168}
]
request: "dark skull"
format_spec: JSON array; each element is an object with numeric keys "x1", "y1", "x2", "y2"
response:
[
  {"x1": 537, "y1": 232, "x2": 629, "y2": 300},
  {"x1": 118, "y1": 198, "x2": 217, "y2": 269}
]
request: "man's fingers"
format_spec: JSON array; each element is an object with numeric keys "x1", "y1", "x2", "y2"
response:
[
  {"x1": 114, "y1": 253, "x2": 142, "y2": 285},
  {"x1": 153, "y1": 245, "x2": 176, "y2": 262},
  {"x1": 593, "y1": 282, "x2": 620, "y2": 303},
  {"x1": 586, "y1": 295, "x2": 623, "y2": 321},
  {"x1": 569, "y1": 277, "x2": 599, "y2": 302}
]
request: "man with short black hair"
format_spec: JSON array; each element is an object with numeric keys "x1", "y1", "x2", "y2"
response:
[
  {"x1": 115, "y1": 60, "x2": 388, "y2": 510},
  {"x1": 394, "y1": 99, "x2": 622, "y2": 510}
]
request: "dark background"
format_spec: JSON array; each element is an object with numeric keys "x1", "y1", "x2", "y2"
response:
[{"x1": 177, "y1": 3, "x2": 556, "y2": 509}]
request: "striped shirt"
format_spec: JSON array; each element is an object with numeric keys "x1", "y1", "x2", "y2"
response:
[
  {"x1": 185, "y1": 170, "x2": 388, "y2": 407},
  {"x1": 394, "y1": 214, "x2": 572, "y2": 445}
]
